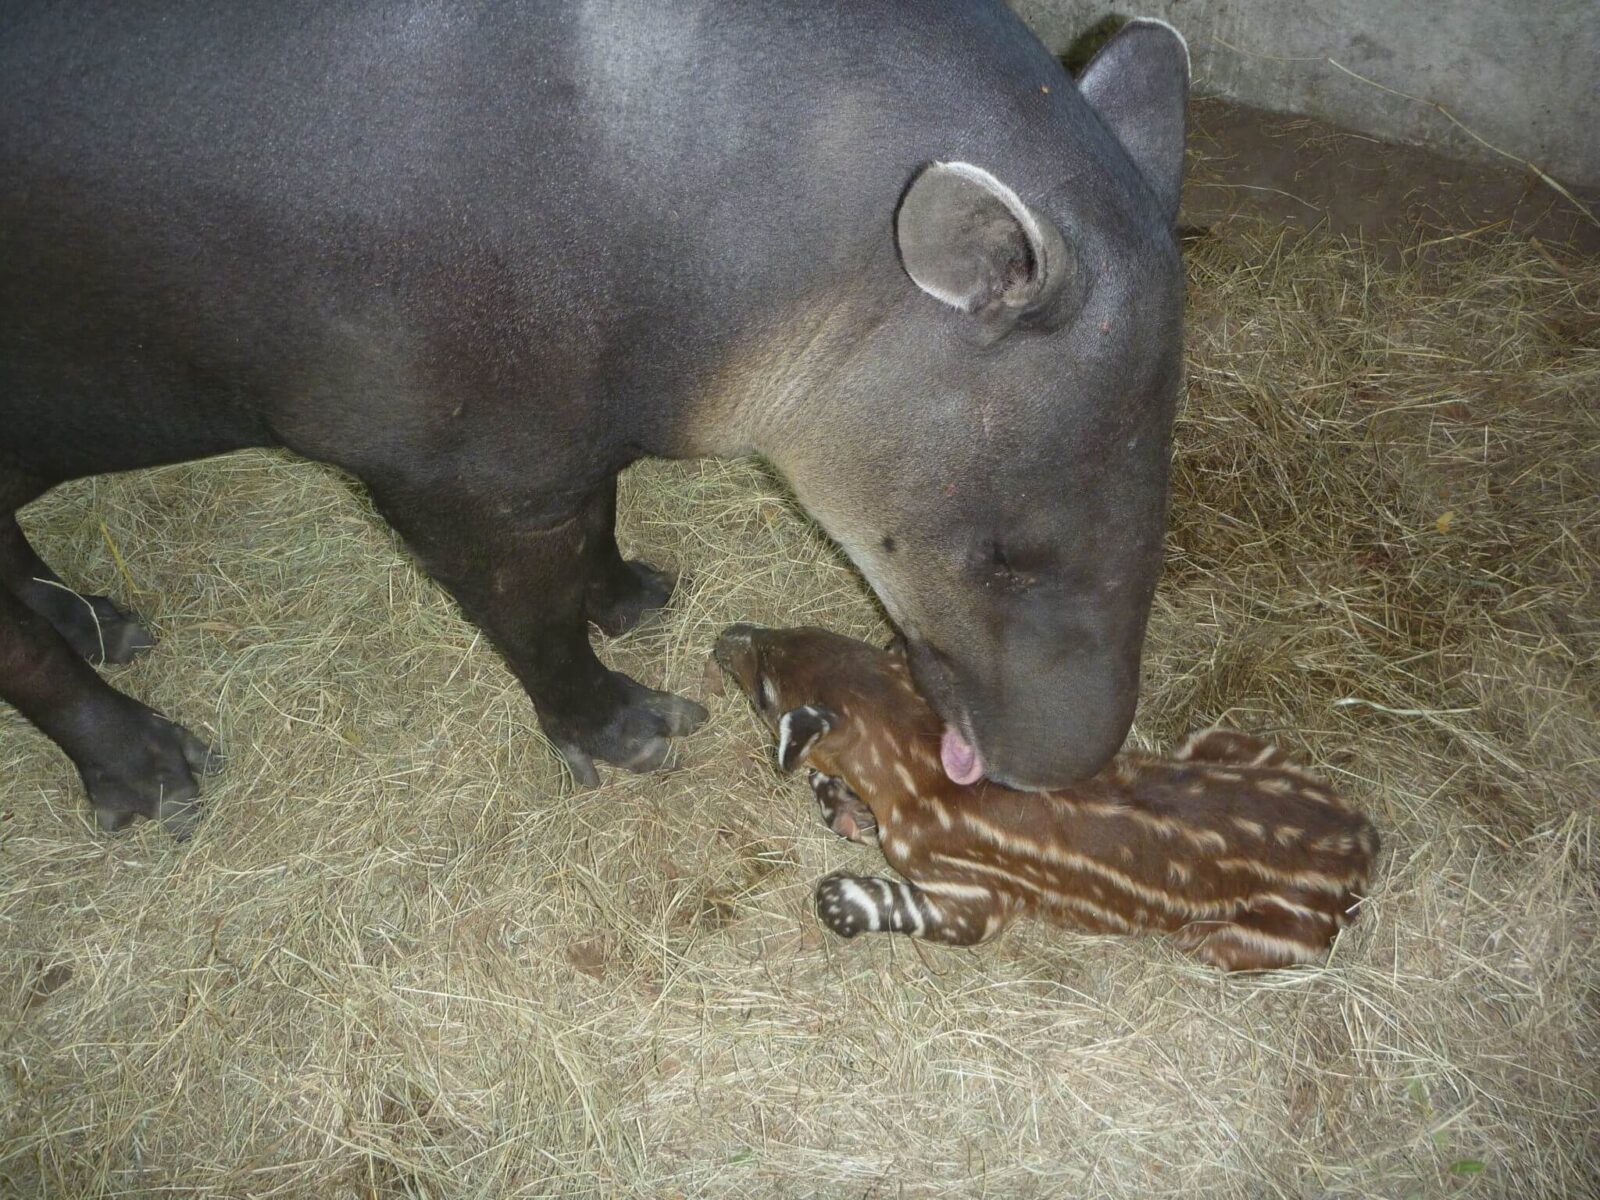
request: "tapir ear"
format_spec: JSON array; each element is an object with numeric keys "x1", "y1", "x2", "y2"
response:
[
  {"x1": 776, "y1": 705, "x2": 836, "y2": 772},
  {"x1": 1076, "y1": 18, "x2": 1190, "y2": 225},
  {"x1": 896, "y1": 162, "x2": 1073, "y2": 319}
]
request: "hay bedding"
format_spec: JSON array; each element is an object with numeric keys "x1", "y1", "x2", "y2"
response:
[{"x1": 2, "y1": 224, "x2": 1597, "y2": 1199}]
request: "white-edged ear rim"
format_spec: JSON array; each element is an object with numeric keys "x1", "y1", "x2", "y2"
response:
[
  {"x1": 1125, "y1": 16, "x2": 1190, "y2": 79},
  {"x1": 895, "y1": 161, "x2": 1072, "y2": 317}
]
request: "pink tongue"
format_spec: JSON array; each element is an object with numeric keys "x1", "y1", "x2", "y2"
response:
[{"x1": 940, "y1": 726, "x2": 984, "y2": 785}]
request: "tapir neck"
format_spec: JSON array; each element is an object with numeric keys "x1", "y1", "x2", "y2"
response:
[{"x1": 671, "y1": 275, "x2": 902, "y2": 461}]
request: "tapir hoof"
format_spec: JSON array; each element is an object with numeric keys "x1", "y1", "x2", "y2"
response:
[
  {"x1": 36, "y1": 591, "x2": 157, "y2": 665},
  {"x1": 549, "y1": 671, "x2": 707, "y2": 788},
  {"x1": 77, "y1": 704, "x2": 223, "y2": 839},
  {"x1": 586, "y1": 560, "x2": 678, "y2": 637},
  {"x1": 80, "y1": 601, "x2": 158, "y2": 665}
]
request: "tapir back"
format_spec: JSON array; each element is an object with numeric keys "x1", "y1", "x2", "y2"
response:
[{"x1": 920, "y1": 745, "x2": 1376, "y2": 942}]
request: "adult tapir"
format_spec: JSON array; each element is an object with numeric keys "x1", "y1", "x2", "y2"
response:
[{"x1": 0, "y1": 2, "x2": 1188, "y2": 835}]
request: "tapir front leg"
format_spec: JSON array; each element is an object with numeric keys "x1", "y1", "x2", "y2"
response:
[{"x1": 367, "y1": 476, "x2": 706, "y2": 787}]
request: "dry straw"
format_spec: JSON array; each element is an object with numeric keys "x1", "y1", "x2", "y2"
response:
[{"x1": 2, "y1": 223, "x2": 1596, "y2": 1197}]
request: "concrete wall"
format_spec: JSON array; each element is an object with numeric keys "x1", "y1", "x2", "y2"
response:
[{"x1": 1009, "y1": 0, "x2": 1600, "y2": 189}]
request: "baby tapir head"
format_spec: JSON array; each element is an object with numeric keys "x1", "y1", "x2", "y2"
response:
[{"x1": 713, "y1": 624, "x2": 937, "y2": 774}]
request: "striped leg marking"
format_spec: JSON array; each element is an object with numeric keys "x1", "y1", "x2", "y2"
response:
[
  {"x1": 1173, "y1": 895, "x2": 1340, "y2": 972},
  {"x1": 814, "y1": 874, "x2": 1001, "y2": 946},
  {"x1": 807, "y1": 769, "x2": 879, "y2": 846}
]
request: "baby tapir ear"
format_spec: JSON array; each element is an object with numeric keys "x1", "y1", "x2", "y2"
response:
[
  {"x1": 896, "y1": 162, "x2": 1075, "y2": 321},
  {"x1": 776, "y1": 705, "x2": 837, "y2": 772}
]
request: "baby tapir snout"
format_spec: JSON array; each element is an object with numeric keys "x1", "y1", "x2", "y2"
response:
[
  {"x1": 712, "y1": 623, "x2": 788, "y2": 715},
  {"x1": 713, "y1": 623, "x2": 925, "y2": 770},
  {"x1": 711, "y1": 624, "x2": 759, "y2": 679},
  {"x1": 714, "y1": 624, "x2": 881, "y2": 715}
]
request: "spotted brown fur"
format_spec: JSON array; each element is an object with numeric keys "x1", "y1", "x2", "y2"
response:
[{"x1": 715, "y1": 625, "x2": 1380, "y2": 972}]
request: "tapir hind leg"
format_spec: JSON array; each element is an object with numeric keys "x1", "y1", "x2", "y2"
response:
[
  {"x1": 0, "y1": 516, "x2": 156, "y2": 665},
  {"x1": 0, "y1": 577, "x2": 219, "y2": 837},
  {"x1": 364, "y1": 474, "x2": 706, "y2": 788},
  {"x1": 578, "y1": 477, "x2": 677, "y2": 637}
]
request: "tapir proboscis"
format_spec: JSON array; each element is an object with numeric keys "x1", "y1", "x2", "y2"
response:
[{"x1": 0, "y1": 2, "x2": 1189, "y2": 835}]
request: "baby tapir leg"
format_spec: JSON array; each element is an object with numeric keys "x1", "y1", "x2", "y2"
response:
[
  {"x1": 806, "y1": 769, "x2": 878, "y2": 845},
  {"x1": 814, "y1": 874, "x2": 1012, "y2": 946},
  {"x1": 1172, "y1": 892, "x2": 1343, "y2": 972}
]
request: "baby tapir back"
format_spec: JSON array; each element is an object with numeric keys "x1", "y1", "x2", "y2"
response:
[{"x1": 714, "y1": 624, "x2": 1379, "y2": 972}]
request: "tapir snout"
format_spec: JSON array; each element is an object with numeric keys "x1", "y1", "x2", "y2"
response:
[{"x1": 903, "y1": 592, "x2": 1150, "y2": 789}]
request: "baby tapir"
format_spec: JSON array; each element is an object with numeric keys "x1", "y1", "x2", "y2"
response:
[{"x1": 714, "y1": 625, "x2": 1379, "y2": 972}]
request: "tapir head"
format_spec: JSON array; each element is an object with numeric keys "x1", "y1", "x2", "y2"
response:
[{"x1": 764, "y1": 21, "x2": 1190, "y2": 789}]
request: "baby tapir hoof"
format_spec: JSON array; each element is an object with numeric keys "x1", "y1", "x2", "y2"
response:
[
  {"x1": 550, "y1": 671, "x2": 707, "y2": 788},
  {"x1": 79, "y1": 703, "x2": 223, "y2": 839},
  {"x1": 586, "y1": 560, "x2": 677, "y2": 638},
  {"x1": 815, "y1": 874, "x2": 946, "y2": 940},
  {"x1": 807, "y1": 769, "x2": 879, "y2": 845},
  {"x1": 815, "y1": 874, "x2": 871, "y2": 938}
]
